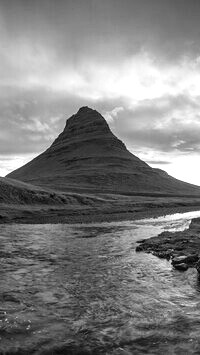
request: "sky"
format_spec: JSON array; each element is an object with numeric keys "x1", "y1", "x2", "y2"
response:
[{"x1": 1, "y1": 0, "x2": 200, "y2": 185}]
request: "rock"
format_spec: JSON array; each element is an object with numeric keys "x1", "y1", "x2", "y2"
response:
[
  {"x1": 185, "y1": 254, "x2": 199, "y2": 264},
  {"x1": 153, "y1": 251, "x2": 171, "y2": 260},
  {"x1": 135, "y1": 245, "x2": 144, "y2": 252},
  {"x1": 1, "y1": 293, "x2": 20, "y2": 303},
  {"x1": 172, "y1": 255, "x2": 188, "y2": 265},
  {"x1": 173, "y1": 263, "x2": 189, "y2": 271},
  {"x1": 172, "y1": 254, "x2": 199, "y2": 266},
  {"x1": 196, "y1": 259, "x2": 200, "y2": 273},
  {"x1": 136, "y1": 239, "x2": 146, "y2": 243},
  {"x1": 135, "y1": 218, "x2": 200, "y2": 271}
]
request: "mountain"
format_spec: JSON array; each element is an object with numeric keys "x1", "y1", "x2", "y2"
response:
[{"x1": 7, "y1": 106, "x2": 200, "y2": 195}]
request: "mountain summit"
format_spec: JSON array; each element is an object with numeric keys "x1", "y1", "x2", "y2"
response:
[
  {"x1": 50, "y1": 106, "x2": 129, "y2": 157},
  {"x1": 7, "y1": 107, "x2": 200, "y2": 195}
]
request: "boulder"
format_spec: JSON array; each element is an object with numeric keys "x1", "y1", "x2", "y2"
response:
[
  {"x1": 153, "y1": 251, "x2": 171, "y2": 260},
  {"x1": 172, "y1": 254, "x2": 199, "y2": 266},
  {"x1": 185, "y1": 254, "x2": 199, "y2": 264},
  {"x1": 172, "y1": 255, "x2": 188, "y2": 265},
  {"x1": 173, "y1": 263, "x2": 189, "y2": 271},
  {"x1": 135, "y1": 245, "x2": 144, "y2": 252},
  {"x1": 196, "y1": 259, "x2": 200, "y2": 273}
]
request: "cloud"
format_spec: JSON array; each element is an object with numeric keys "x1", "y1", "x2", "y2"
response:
[
  {"x1": 0, "y1": 154, "x2": 36, "y2": 176},
  {"x1": 1, "y1": 85, "x2": 200, "y2": 158},
  {"x1": 0, "y1": 87, "x2": 125, "y2": 154},
  {"x1": 110, "y1": 94, "x2": 200, "y2": 153},
  {"x1": 145, "y1": 160, "x2": 171, "y2": 165},
  {"x1": 1, "y1": 0, "x2": 200, "y2": 94},
  {"x1": 2, "y1": 0, "x2": 200, "y2": 64},
  {"x1": 1, "y1": 0, "x2": 200, "y2": 183},
  {"x1": 1, "y1": 0, "x2": 200, "y2": 107},
  {"x1": 104, "y1": 107, "x2": 124, "y2": 123}
]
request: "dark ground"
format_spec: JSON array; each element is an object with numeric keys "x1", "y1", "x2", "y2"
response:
[{"x1": 1, "y1": 194, "x2": 200, "y2": 224}]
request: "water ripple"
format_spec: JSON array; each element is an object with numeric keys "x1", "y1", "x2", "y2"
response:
[{"x1": 1, "y1": 211, "x2": 200, "y2": 354}]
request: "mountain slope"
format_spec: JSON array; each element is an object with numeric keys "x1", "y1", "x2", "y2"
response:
[
  {"x1": 0, "y1": 177, "x2": 66, "y2": 205},
  {"x1": 0, "y1": 176, "x2": 106, "y2": 207},
  {"x1": 7, "y1": 106, "x2": 200, "y2": 195}
]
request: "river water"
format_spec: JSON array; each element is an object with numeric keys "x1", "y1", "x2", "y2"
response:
[{"x1": 1, "y1": 211, "x2": 200, "y2": 354}]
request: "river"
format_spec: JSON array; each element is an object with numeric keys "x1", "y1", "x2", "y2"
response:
[{"x1": 1, "y1": 210, "x2": 200, "y2": 354}]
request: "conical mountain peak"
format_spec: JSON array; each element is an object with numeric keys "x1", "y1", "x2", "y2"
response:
[
  {"x1": 77, "y1": 106, "x2": 95, "y2": 113},
  {"x1": 7, "y1": 107, "x2": 200, "y2": 195},
  {"x1": 63, "y1": 106, "x2": 110, "y2": 134},
  {"x1": 50, "y1": 106, "x2": 117, "y2": 150}
]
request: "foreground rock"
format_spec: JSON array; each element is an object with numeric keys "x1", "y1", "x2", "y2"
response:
[{"x1": 136, "y1": 217, "x2": 200, "y2": 272}]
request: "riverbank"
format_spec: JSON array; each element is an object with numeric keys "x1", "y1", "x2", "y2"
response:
[
  {"x1": 1, "y1": 202, "x2": 200, "y2": 224},
  {"x1": 136, "y1": 216, "x2": 200, "y2": 271}
]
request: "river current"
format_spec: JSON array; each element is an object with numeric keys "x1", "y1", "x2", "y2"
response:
[{"x1": 1, "y1": 211, "x2": 200, "y2": 354}]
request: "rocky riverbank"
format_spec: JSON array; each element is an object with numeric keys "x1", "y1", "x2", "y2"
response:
[{"x1": 136, "y1": 217, "x2": 200, "y2": 272}]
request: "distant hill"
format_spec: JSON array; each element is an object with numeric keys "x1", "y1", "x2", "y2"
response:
[
  {"x1": 0, "y1": 177, "x2": 69, "y2": 205},
  {"x1": 0, "y1": 177, "x2": 103, "y2": 206},
  {"x1": 7, "y1": 106, "x2": 200, "y2": 196}
]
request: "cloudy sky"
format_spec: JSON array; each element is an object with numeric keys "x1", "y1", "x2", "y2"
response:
[{"x1": 1, "y1": 0, "x2": 200, "y2": 185}]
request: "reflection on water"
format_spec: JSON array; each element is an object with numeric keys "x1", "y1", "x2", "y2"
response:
[{"x1": 1, "y1": 211, "x2": 200, "y2": 354}]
